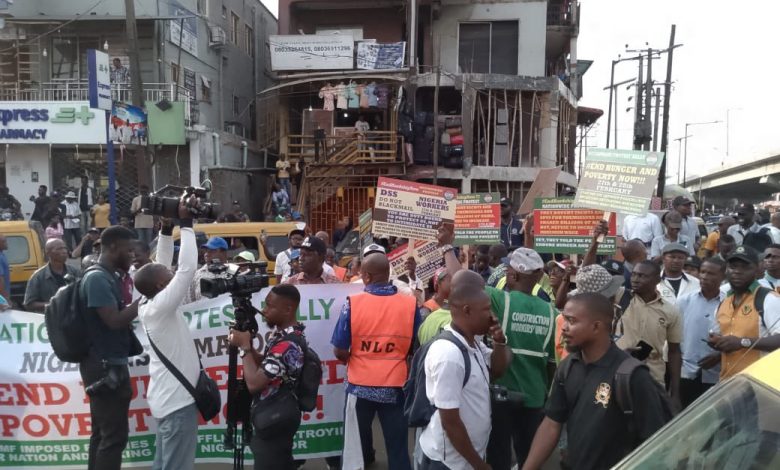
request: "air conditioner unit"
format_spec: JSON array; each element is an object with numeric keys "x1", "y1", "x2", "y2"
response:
[{"x1": 209, "y1": 26, "x2": 226, "y2": 48}]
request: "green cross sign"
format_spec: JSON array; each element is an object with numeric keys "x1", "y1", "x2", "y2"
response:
[{"x1": 50, "y1": 105, "x2": 95, "y2": 125}]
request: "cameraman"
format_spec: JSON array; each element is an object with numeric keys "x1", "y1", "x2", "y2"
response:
[
  {"x1": 134, "y1": 200, "x2": 200, "y2": 470},
  {"x1": 79, "y1": 225, "x2": 140, "y2": 470},
  {"x1": 228, "y1": 284, "x2": 307, "y2": 470}
]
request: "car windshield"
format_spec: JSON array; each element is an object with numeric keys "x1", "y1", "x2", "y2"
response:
[
  {"x1": 336, "y1": 230, "x2": 360, "y2": 255},
  {"x1": 615, "y1": 376, "x2": 780, "y2": 469}
]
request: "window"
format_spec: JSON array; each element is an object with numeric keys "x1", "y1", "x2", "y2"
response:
[
  {"x1": 233, "y1": 95, "x2": 240, "y2": 116},
  {"x1": 171, "y1": 63, "x2": 180, "y2": 84},
  {"x1": 197, "y1": 0, "x2": 208, "y2": 15},
  {"x1": 201, "y1": 75, "x2": 211, "y2": 103},
  {"x1": 221, "y1": 5, "x2": 227, "y2": 18},
  {"x1": 244, "y1": 24, "x2": 254, "y2": 57},
  {"x1": 458, "y1": 21, "x2": 518, "y2": 75},
  {"x1": 51, "y1": 37, "x2": 78, "y2": 79},
  {"x1": 231, "y1": 12, "x2": 240, "y2": 45},
  {"x1": 6, "y1": 236, "x2": 30, "y2": 264}
]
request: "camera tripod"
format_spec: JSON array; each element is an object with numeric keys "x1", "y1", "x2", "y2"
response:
[{"x1": 225, "y1": 294, "x2": 260, "y2": 470}]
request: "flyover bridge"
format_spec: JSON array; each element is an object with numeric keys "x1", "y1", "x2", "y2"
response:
[{"x1": 683, "y1": 153, "x2": 780, "y2": 208}]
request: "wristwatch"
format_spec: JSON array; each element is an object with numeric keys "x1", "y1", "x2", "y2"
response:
[
  {"x1": 440, "y1": 244, "x2": 454, "y2": 254},
  {"x1": 239, "y1": 348, "x2": 249, "y2": 358},
  {"x1": 740, "y1": 338, "x2": 753, "y2": 349}
]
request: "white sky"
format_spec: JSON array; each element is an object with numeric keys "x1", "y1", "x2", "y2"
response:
[
  {"x1": 260, "y1": 1, "x2": 779, "y2": 182},
  {"x1": 579, "y1": 0, "x2": 780, "y2": 182}
]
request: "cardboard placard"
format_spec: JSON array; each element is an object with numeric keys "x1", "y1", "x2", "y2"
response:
[{"x1": 517, "y1": 166, "x2": 562, "y2": 215}]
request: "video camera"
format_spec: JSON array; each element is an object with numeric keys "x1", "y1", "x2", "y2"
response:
[
  {"x1": 140, "y1": 181, "x2": 219, "y2": 219},
  {"x1": 200, "y1": 261, "x2": 269, "y2": 298}
]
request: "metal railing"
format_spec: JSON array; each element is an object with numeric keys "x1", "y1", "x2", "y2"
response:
[
  {"x1": 547, "y1": 0, "x2": 577, "y2": 27},
  {"x1": 287, "y1": 130, "x2": 402, "y2": 164}
]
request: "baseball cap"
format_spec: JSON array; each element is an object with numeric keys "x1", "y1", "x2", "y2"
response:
[
  {"x1": 362, "y1": 243, "x2": 386, "y2": 257},
  {"x1": 736, "y1": 203, "x2": 756, "y2": 214},
  {"x1": 684, "y1": 256, "x2": 702, "y2": 268},
  {"x1": 500, "y1": 197, "x2": 512, "y2": 206},
  {"x1": 548, "y1": 259, "x2": 572, "y2": 271},
  {"x1": 571, "y1": 265, "x2": 624, "y2": 299},
  {"x1": 201, "y1": 237, "x2": 228, "y2": 251},
  {"x1": 288, "y1": 228, "x2": 306, "y2": 238},
  {"x1": 88, "y1": 227, "x2": 100, "y2": 234},
  {"x1": 501, "y1": 248, "x2": 544, "y2": 274},
  {"x1": 662, "y1": 243, "x2": 689, "y2": 255},
  {"x1": 234, "y1": 251, "x2": 256, "y2": 262},
  {"x1": 301, "y1": 236, "x2": 326, "y2": 256},
  {"x1": 65, "y1": 191, "x2": 77, "y2": 199},
  {"x1": 672, "y1": 196, "x2": 695, "y2": 207},
  {"x1": 600, "y1": 259, "x2": 625, "y2": 276},
  {"x1": 727, "y1": 245, "x2": 759, "y2": 265}
]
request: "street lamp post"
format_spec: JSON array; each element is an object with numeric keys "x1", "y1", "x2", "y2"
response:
[
  {"x1": 673, "y1": 135, "x2": 692, "y2": 185},
  {"x1": 683, "y1": 120, "x2": 722, "y2": 186}
]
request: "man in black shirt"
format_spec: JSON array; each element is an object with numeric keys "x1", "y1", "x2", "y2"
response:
[
  {"x1": 79, "y1": 175, "x2": 96, "y2": 232},
  {"x1": 30, "y1": 185, "x2": 51, "y2": 225},
  {"x1": 0, "y1": 185, "x2": 22, "y2": 219},
  {"x1": 522, "y1": 293, "x2": 668, "y2": 470}
]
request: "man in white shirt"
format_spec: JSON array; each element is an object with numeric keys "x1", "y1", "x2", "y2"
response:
[
  {"x1": 420, "y1": 270, "x2": 511, "y2": 470},
  {"x1": 727, "y1": 203, "x2": 761, "y2": 246},
  {"x1": 761, "y1": 212, "x2": 780, "y2": 245},
  {"x1": 134, "y1": 199, "x2": 200, "y2": 470},
  {"x1": 622, "y1": 212, "x2": 663, "y2": 247},
  {"x1": 130, "y1": 185, "x2": 155, "y2": 245},
  {"x1": 672, "y1": 196, "x2": 701, "y2": 249},
  {"x1": 62, "y1": 191, "x2": 82, "y2": 252},
  {"x1": 274, "y1": 227, "x2": 335, "y2": 283},
  {"x1": 658, "y1": 243, "x2": 701, "y2": 305}
]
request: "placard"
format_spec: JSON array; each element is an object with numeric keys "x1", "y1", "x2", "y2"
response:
[
  {"x1": 533, "y1": 197, "x2": 617, "y2": 254},
  {"x1": 270, "y1": 35, "x2": 354, "y2": 71},
  {"x1": 387, "y1": 240, "x2": 443, "y2": 283},
  {"x1": 573, "y1": 148, "x2": 664, "y2": 216},
  {"x1": 372, "y1": 177, "x2": 457, "y2": 241},
  {"x1": 454, "y1": 193, "x2": 500, "y2": 245},
  {"x1": 358, "y1": 209, "x2": 373, "y2": 254},
  {"x1": 517, "y1": 167, "x2": 561, "y2": 215}
]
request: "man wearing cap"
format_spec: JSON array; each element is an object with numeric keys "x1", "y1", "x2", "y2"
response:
[
  {"x1": 275, "y1": 228, "x2": 306, "y2": 283},
  {"x1": 672, "y1": 196, "x2": 700, "y2": 249},
  {"x1": 616, "y1": 260, "x2": 682, "y2": 406},
  {"x1": 284, "y1": 236, "x2": 341, "y2": 285},
  {"x1": 658, "y1": 243, "x2": 701, "y2": 305},
  {"x1": 184, "y1": 237, "x2": 229, "y2": 304},
  {"x1": 683, "y1": 256, "x2": 702, "y2": 279},
  {"x1": 62, "y1": 191, "x2": 82, "y2": 252},
  {"x1": 701, "y1": 216, "x2": 735, "y2": 258},
  {"x1": 727, "y1": 203, "x2": 761, "y2": 246},
  {"x1": 708, "y1": 246, "x2": 780, "y2": 380},
  {"x1": 676, "y1": 257, "x2": 726, "y2": 407},
  {"x1": 650, "y1": 211, "x2": 694, "y2": 260},
  {"x1": 500, "y1": 198, "x2": 524, "y2": 250},
  {"x1": 438, "y1": 225, "x2": 555, "y2": 470},
  {"x1": 622, "y1": 212, "x2": 663, "y2": 248},
  {"x1": 131, "y1": 185, "x2": 155, "y2": 244},
  {"x1": 331, "y1": 252, "x2": 421, "y2": 470}
]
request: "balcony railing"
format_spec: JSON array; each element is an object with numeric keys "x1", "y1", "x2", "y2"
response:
[
  {"x1": 0, "y1": 81, "x2": 193, "y2": 126},
  {"x1": 548, "y1": 0, "x2": 578, "y2": 27}
]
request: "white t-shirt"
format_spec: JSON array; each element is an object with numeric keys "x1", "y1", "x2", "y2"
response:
[
  {"x1": 139, "y1": 229, "x2": 200, "y2": 419},
  {"x1": 622, "y1": 213, "x2": 663, "y2": 244},
  {"x1": 420, "y1": 326, "x2": 492, "y2": 469},
  {"x1": 274, "y1": 248, "x2": 335, "y2": 281},
  {"x1": 63, "y1": 201, "x2": 81, "y2": 229}
]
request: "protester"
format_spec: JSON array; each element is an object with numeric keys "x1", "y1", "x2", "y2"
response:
[
  {"x1": 620, "y1": 239, "x2": 648, "y2": 286},
  {"x1": 437, "y1": 223, "x2": 555, "y2": 470},
  {"x1": 134, "y1": 199, "x2": 199, "y2": 470},
  {"x1": 420, "y1": 268, "x2": 450, "y2": 318},
  {"x1": 500, "y1": 198, "x2": 523, "y2": 249},
  {"x1": 700, "y1": 216, "x2": 735, "y2": 258},
  {"x1": 92, "y1": 194, "x2": 112, "y2": 230},
  {"x1": 650, "y1": 211, "x2": 693, "y2": 260},
  {"x1": 671, "y1": 196, "x2": 700, "y2": 249},
  {"x1": 45, "y1": 214, "x2": 65, "y2": 240},
  {"x1": 29, "y1": 184, "x2": 51, "y2": 225},
  {"x1": 348, "y1": 258, "x2": 362, "y2": 282},
  {"x1": 332, "y1": 253, "x2": 420, "y2": 470},
  {"x1": 272, "y1": 182, "x2": 291, "y2": 216},
  {"x1": 79, "y1": 175, "x2": 97, "y2": 232},
  {"x1": 276, "y1": 155, "x2": 293, "y2": 199},
  {"x1": 73, "y1": 228, "x2": 100, "y2": 259},
  {"x1": 23, "y1": 239, "x2": 79, "y2": 313},
  {"x1": 763, "y1": 212, "x2": 780, "y2": 244},
  {"x1": 522, "y1": 293, "x2": 670, "y2": 470},
  {"x1": 333, "y1": 217, "x2": 353, "y2": 249},
  {"x1": 284, "y1": 237, "x2": 341, "y2": 285},
  {"x1": 759, "y1": 244, "x2": 780, "y2": 289},
  {"x1": 676, "y1": 257, "x2": 725, "y2": 408},
  {"x1": 219, "y1": 201, "x2": 251, "y2": 223},
  {"x1": 474, "y1": 249, "x2": 492, "y2": 281},
  {"x1": 315, "y1": 230, "x2": 331, "y2": 247},
  {"x1": 0, "y1": 185, "x2": 22, "y2": 219},
  {"x1": 658, "y1": 243, "x2": 701, "y2": 304},
  {"x1": 62, "y1": 192, "x2": 82, "y2": 251},
  {"x1": 229, "y1": 284, "x2": 306, "y2": 469},
  {"x1": 275, "y1": 228, "x2": 306, "y2": 283},
  {"x1": 616, "y1": 260, "x2": 682, "y2": 408},
  {"x1": 419, "y1": 270, "x2": 511, "y2": 469},
  {"x1": 184, "y1": 237, "x2": 229, "y2": 304},
  {"x1": 709, "y1": 246, "x2": 780, "y2": 380},
  {"x1": 485, "y1": 245, "x2": 509, "y2": 287},
  {"x1": 130, "y1": 185, "x2": 155, "y2": 244},
  {"x1": 0, "y1": 235, "x2": 8, "y2": 305},
  {"x1": 622, "y1": 211, "x2": 663, "y2": 248},
  {"x1": 727, "y1": 203, "x2": 760, "y2": 245},
  {"x1": 79, "y1": 226, "x2": 140, "y2": 470},
  {"x1": 683, "y1": 256, "x2": 702, "y2": 279}
]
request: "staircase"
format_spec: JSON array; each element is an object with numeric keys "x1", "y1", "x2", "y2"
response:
[{"x1": 0, "y1": 34, "x2": 41, "y2": 99}]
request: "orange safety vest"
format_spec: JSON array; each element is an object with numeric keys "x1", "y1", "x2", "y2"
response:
[
  {"x1": 422, "y1": 298, "x2": 440, "y2": 312},
  {"x1": 333, "y1": 265, "x2": 348, "y2": 281},
  {"x1": 717, "y1": 287, "x2": 762, "y2": 380},
  {"x1": 348, "y1": 292, "x2": 416, "y2": 387}
]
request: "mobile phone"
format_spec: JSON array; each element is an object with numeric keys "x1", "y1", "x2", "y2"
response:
[{"x1": 632, "y1": 340, "x2": 653, "y2": 361}]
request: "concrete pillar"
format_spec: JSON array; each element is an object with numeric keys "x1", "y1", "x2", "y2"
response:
[
  {"x1": 461, "y1": 85, "x2": 477, "y2": 177},
  {"x1": 189, "y1": 134, "x2": 201, "y2": 186},
  {"x1": 538, "y1": 92, "x2": 559, "y2": 168},
  {"x1": 461, "y1": 176, "x2": 471, "y2": 194}
]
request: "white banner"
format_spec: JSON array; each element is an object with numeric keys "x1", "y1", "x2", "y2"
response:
[
  {"x1": 270, "y1": 35, "x2": 354, "y2": 71},
  {"x1": 0, "y1": 283, "x2": 363, "y2": 468},
  {"x1": 0, "y1": 101, "x2": 107, "y2": 144}
]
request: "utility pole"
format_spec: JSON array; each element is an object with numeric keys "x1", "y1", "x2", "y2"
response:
[
  {"x1": 673, "y1": 135, "x2": 691, "y2": 185},
  {"x1": 124, "y1": 0, "x2": 149, "y2": 187},
  {"x1": 643, "y1": 49, "x2": 652, "y2": 151},
  {"x1": 605, "y1": 60, "x2": 616, "y2": 148},
  {"x1": 657, "y1": 25, "x2": 676, "y2": 197},
  {"x1": 432, "y1": 36, "x2": 441, "y2": 185},
  {"x1": 632, "y1": 54, "x2": 643, "y2": 150},
  {"x1": 652, "y1": 87, "x2": 661, "y2": 151}
]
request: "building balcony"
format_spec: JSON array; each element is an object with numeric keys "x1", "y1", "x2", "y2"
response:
[{"x1": 547, "y1": 0, "x2": 578, "y2": 28}]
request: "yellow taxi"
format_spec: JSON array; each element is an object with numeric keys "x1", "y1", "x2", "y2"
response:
[
  {"x1": 614, "y1": 349, "x2": 780, "y2": 468},
  {"x1": 0, "y1": 221, "x2": 46, "y2": 304}
]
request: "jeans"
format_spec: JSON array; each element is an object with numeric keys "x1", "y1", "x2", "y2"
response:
[
  {"x1": 136, "y1": 228, "x2": 153, "y2": 245},
  {"x1": 79, "y1": 355, "x2": 132, "y2": 470},
  {"x1": 354, "y1": 397, "x2": 411, "y2": 470},
  {"x1": 419, "y1": 453, "x2": 451, "y2": 470},
  {"x1": 680, "y1": 376, "x2": 714, "y2": 409},
  {"x1": 486, "y1": 404, "x2": 544, "y2": 470},
  {"x1": 152, "y1": 403, "x2": 198, "y2": 470},
  {"x1": 64, "y1": 228, "x2": 82, "y2": 252},
  {"x1": 278, "y1": 178, "x2": 292, "y2": 202}
]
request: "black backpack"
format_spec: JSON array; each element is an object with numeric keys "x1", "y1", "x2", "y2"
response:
[
  {"x1": 753, "y1": 286, "x2": 772, "y2": 329},
  {"x1": 403, "y1": 330, "x2": 471, "y2": 428},
  {"x1": 284, "y1": 333, "x2": 322, "y2": 412},
  {"x1": 44, "y1": 265, "x2": 108, "y2": 363}
]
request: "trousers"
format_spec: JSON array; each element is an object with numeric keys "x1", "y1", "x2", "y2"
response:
[
  {"x1": 152, "y1": 403, "x2": 198, "y2": 470},
  {"x1": 352, "y1": 396, "x2": 411, "y2": 470},
  {"x1": 79, "y1": 355, "x2": 132, "y2": 470},
  {"x1": 486, "y1": 403, "x2": 544, "y2": 470}
]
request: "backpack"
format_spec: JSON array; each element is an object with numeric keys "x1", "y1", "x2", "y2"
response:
[
  {"x1": 284, "y1": 333, "x2": 322, "y2": 412},
  {"x1": 753, "y1": 286, "x2": 772, "y2": 330},
  {"x1": 403, "y1": 330, "x2": 471, "y2": 428},
  {"x1": 44, "y1": 265, "x2": 107, "y2": 363},
  {"x1": 742, "y1": 227, "x2": 772, "y2": 253}
]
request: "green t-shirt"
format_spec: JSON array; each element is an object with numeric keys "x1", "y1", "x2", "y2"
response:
[
  {"x1": 486, "y1": 286, "x2": 556, "y2": 408},
  {"x1": 417, "y1": 308, "x2": 452, "y2": 345}
]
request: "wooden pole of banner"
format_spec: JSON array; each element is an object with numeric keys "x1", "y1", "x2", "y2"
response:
[
  {"x1": 461, "y1": 245, "x2": 470, "y2": 269},
  {"x1": 597, "y1": 211, "x2": 613, "y2": 243}
]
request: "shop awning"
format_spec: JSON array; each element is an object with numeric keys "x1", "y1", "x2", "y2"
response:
[{"x1": 257, "y1": 69, "x2": 410, "y2": 95}]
